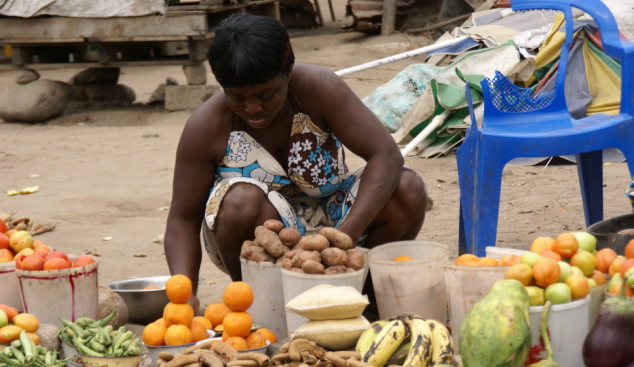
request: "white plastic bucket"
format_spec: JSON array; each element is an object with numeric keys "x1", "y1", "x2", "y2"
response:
[
  {"x1": 240, "y1": 258, "x2": 287, "y2": 341},
  {"x1": 281, "y1": 267, "x2": 364, "y2": 334},
  {"x1": 526, "y1": 296, "x2": 590, "y2": 367},
  {"x1": 0, "y1": 261, "x2": 23, "y2": 312},
  {"x1": 368, "y1": 241, "x2": 448, "y2": 322},
  {"x1": 589, "y1": 284, "x2": 606, "y2": 326},
  {"x1": 16, "y1": 255, "x2": 99, "y2": 329},
  {"x1": 60, "y1": 339, "x2": 83, "y2": 367},
  {"x1": 485, "y1": 246, "x2": 527, "y2": 261},
  {"x1": 357, "y1": 247, "x2": 370, "y2": 285},
  {"x1": 443, "y1": 262, "x2": 509, "y2": 354}
]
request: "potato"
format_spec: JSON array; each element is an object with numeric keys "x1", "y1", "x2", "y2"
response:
[
  {"x1": 246, "y1": 246, "x2": 275, "y2": 263},
  {"x1": 255, "y1": 225, "x2": 287, "y2": 257},
  {"x1": 263, "y1": 219, "x2": 284, "y2": 233},
  {"x1": 345, "y1": 250, "x2": 364, "y2": 271},
  {"x1": 299, "y1": 235, "x2": 329, "y2": 252},
  {"x1": 290, "y1": 268, "x2": 306, "y2": 274},
  {"x1": 319, "y1": 228, "x2": 354, "y2": 250},
  {"x1": 281, "y1": 258, "x2": 293, "y2": 270},
  {"x1": 279, "y1": 228, "x2": 302, "y2": 247},
  {"x1": 324, "y1": 266, "x2": 347, "y2": 275},
  {"x1": 299, "y1": 251, "x2": 321, "y2": 264},
  {"x1": 98, "y1": 285, "x2": 128, "y2": 329},
  {"x1": 321, "y1": 248, "x2": 348, "y2": 267},
  {"x1": 290, "y1": 243, "x2": 303, "y2": 252},
  {"x1": 291, "y1": 253, "x2": 302, "y2": 268},
  {"x1": 38, "y1": 324, "x2": 61, "y2": 352},
  {"x1": 283, "y1": 250, "x2": 301, "y2": 261},
  {"x1": 240, "y1": 241, "x2": 254, "y2": 259},
  {"x1": 302, "y1": 260, "x2": 325, "y2": 274}
]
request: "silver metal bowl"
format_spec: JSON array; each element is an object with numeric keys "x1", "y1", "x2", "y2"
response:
[{"x1": 107, "y1": 276, "x2": 203, "y2": 325}]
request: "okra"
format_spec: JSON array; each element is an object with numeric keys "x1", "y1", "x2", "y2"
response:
[
  {"x1": 2, "y1": 348, "x2": 11, "y2": 358},
  {"x1": 10, "y1": 340, "x2": 21, "y2": 349},
  {"x1": 74, "y1": 340, "x2": 104, "y2": 358},
  {"x1": 60, "y1": 331, "x2": 72, "y2": 345},
  {"x1": 0, "y1": 352, "x2": 22, "y2": 367},
  {"x1": 113, "y1": 331, "x2": 132, "y2": 352},
  {"x1": 10, "y1": 345, "x2": 25, "y2": 364},
  {"x1": 76, "y1": 318, "x2": 95, "y2": 328},
  {"x1": 36, "y1": 347, "x2": 46, "y2": 356},
  {"x1": 106, "y1": 345, "x2": 113, "y2": 357},
  {"x1": 117, "y1": 327, "x2": 125, "y2": 333},
  {"x1": 37, "y1": 354, "x2": 46, "y2": 362},
  {"x1": 51, "y1": 350, "x2": 57, "y2": 366},
  {"x1": 44, "y1": 351, "x2": 51, "y2": 367},
  {"x1": 100, "y1": 329, "x2": 111, "y2": 346},
  {"x1": 104, "y1": 326, "x2": 113, "y2": 334},
  {"x1": 87, "y1": 311, "x2": 116, "y2": 329},
  {"x1": 86, "y1": 329, "x2": 98, "y2": 337},
  {"x1": 123, "y1": 339, "x2": 139, "y2": 357},
  {"x1": 114, "y1": 349, "x2": 123, "y2": 357},
  {"x1": 89, "y1": 339, "x2": 105, "y2": 354},
  {"x1": 59, "y1": 319, "x2": 84, "y2": 338},
  {"x1": 121, "y1": 339, "x2": 132, "y2": 350}
]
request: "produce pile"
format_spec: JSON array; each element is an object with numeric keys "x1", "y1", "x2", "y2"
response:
[
  {"x1": 0, "y1": 212, "x2": 56, "y2": 238},
  {"x1": 58, "y1": 311, "x2": 142, "y2": 357},
  {"x1": 0, "y1": 330, "x2": 69, "y2": 367},
  {"x1": 240, "y1": 220, "x2": 364, "y2": 275},
  {"x1": 0, "y1": 308, "x2": 40, "y2": 346}
]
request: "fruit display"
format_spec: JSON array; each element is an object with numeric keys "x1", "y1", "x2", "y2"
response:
[
  {"x1": 0, "y1": 306, "x2": 40, "y2": 346},
  {"x1": 355, "y1": 313, "x2": 453, "y2": 367},
  {"x1": 240, "y1": 221, "x2": 364, "y2": 274},
  {"x1": 0, "y1": 213, "x2": 56, "y2": 264},
  {"x1": 454, "y1": 253, "x2": 509, "y2": 266},
  {"x1": 0, "y1": 329, "x2": 69, "y2": 367}
]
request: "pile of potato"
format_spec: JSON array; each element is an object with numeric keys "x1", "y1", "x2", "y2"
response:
[{"x1": 240, "y1": 220, "x2": 364, "y2": 275}]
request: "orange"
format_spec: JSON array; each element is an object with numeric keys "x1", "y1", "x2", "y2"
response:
[
  {"x1": 33, "y1": 240, "x2": 50, "y2": 254},
  {"x1": 393, "y1": 255, "x2": 413, "y2": 261},
  {"x1": 43, "y1": 251, "x2": 71, "y2": 267},
  {"x1": 0, "y1": 325, "x2": 23, "y2": 344},
  {"x1": 193, "y1": 316, "x2": 212, "y2": 330},
  {"x1": 530, "y1": 237, "x2": 556, "y2": 255},
  {"x1": 43, "y1": 258, "x2": 71, "y2": 271},
  {"x1": 596, "y1": 248, "x2": 618, "y2": 273},
  {"x1": 589, "y1": 270, "x2": 607, "y2": 286},
  {"x1": 190, "y1": 320, "x2": 208, "y2": 342},
  {"x1": 143, "y1": 322, "x2": 167, "y2": 346},
  {"x1": 13, "y1": 313, "x2": 39, "y2": 333},
  {"x1": 163, "y1": 302, "x2": 194, "y2": 327},
  {"x1": 500, "y1": 254, "x2": 516, "y2": 266},
  {"x1": 26, "y1": 333, "x2": 39, "y2": 345},
  {"x1": 22, "y1": 256, "x2": 44, "y2": 271},
  {"x1": 0, "y1": 249, "x2": 13, "y2": 263},
  {"x1": 214, "y1": 324, "x2": 224, "y2": 332},
  {"x1": 609, "y1": 257, "x2": 626, "y2": 278},
  {"x1": 205, "y1": 302, "x2": 231, "y2": 328},
  {"x1": 222, "y1": 331, "x2": 232, "y2": 342},
  {"x1": 479, "y1": 258, "x2": 499, "y2": 267},
  {"x1": 626, "y1": 239, "x2": 634, "y2": 259},
  {"x1": 532, "y1": 258, "x2": 561, "y2": 288},
  {"x1": 512, "y1": 256, "x2": 522, "y2": 265},
  {"x1": 541, "y1": 251, "x2": 562, "y2": 262},
  {"x1": 225, "y1": 337, "x2": 247, "y2": 351},
  {"x1": 455, "y1": 254, "x2": 479, "y2": 266},
  {"x1": 505, "y1": 264, "x2": 533, "y2": 286},
  {"x1": 0, "y1": 305, "x2": 18, "y2": 322},
  {"x1": 0, "y1": 233, "x2": 9, "y2": 251},
  {"x1": 465, "y1": 261, "x2": 482, "y2": 266},
  {"x1": 155, "y1": 318, "x2": 165, "y2": 325},
  {"x1": 609, "y1": 282, "x2": 634, "y2": 297},
  {"x1": 32, "y1": 251, "x2": 48, "y2": 260},
  {"x1": 164, "y1": 324, "x2": 192, "y2": 346},
  {"x1": 165, "y1": 274, "x2": 193, "y2": 304},
  {"x1": 73, "y1": 256, "x2": 96, "y2": 268},
  {"x1": 223, "y1": 282, "x2": 254, "y2": 312},
  {"x1": 553, "y1": 233, "x2": 579, "y2": 258},
  {"x1": 620, "y1": 259, "x2": 634, "y2": 279},
  {"x1": 254, "y1": 328, "x2": 277, "y2": 344},
  {"x1": 245, "y1": 333, "x2": 267, "y2": 349},
  {"x1": 223, "y1": 312, "x2": 252, "y2": 338},
  {"x1": 565, "y1": 275, "x2": 590, "y2": 300}
]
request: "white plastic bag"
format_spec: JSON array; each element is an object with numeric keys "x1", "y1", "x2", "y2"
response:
[
  {"x1": 285, "y1": 284, "x2": 369, "y2": 320},
  {"x1": 292, "y1": 316, "x2": 371, "y2": 350}
]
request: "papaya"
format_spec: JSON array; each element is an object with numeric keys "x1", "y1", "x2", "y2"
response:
[{"x1": 459, "y1": 279, "x2": 532, "y2": 367}]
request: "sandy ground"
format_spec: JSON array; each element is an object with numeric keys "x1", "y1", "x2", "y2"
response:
[{"x1": 1, "y1": 6, "x2": 633, "y2": 314}]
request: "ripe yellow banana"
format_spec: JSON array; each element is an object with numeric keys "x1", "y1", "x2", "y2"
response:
[
  {"x1": 403, "y1": 319, "x2": 433, "y2": 367},
  {"x1": 362, "y1": 320, "x2": 407, "y2": 367},
  {"x1": 356, "y1": 320, "x2": 389, "y2": 356},
  {"x1": 426, "y1": 320, "x2": 454, "y2": 366}
]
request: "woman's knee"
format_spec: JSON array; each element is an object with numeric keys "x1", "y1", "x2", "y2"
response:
[
  {"x1": 394, "y1": 170, "x2": 427, "y2": 215},
  {"x1": 216, "y1": 183, "x2": 274, "y2": 226}
]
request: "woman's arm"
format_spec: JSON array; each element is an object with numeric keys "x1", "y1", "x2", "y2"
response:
[{"x1": 300, "y1": 65, "x2": 404, "y2": 242}]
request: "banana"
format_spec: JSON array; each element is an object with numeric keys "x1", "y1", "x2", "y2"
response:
[
  {"x1": 403, "y1": 319, "x2": 433, "y2": 367},
  {"x1": 356, "y1": 320, "x2": 389, "y2": 356},
  {"x1": 362, "y1": 320, "x2": 407, "y2": 367},
  {"x1": 426, "y1": 320, "x2": 454, "y2": 366},
  {"x1": 386, "y1": 338, "x2": 411, "y2": 366}
]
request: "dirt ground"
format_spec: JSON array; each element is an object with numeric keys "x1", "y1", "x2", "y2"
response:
[{"x1": 1, "y1": 6, "x2": 633, "y2": 312}]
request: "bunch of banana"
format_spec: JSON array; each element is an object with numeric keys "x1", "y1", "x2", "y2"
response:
[{"x1": 356, "y1": 313, "x2": 453, "y2": 367}]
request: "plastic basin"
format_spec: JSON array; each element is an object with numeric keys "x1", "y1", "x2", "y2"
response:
[
  {"x1": 0, "y1": 261, "x2": 23, "y2": 312},
  {"x1": 60, "y1": 339, "x2": 84, "y2": 367},
  {"x1": 443, "y1": 262, "x2": 509, "y2": 354},
  {"x1": 589, "y1": 284, "x2": 606, "y2": 326},
  {"x1": 281, "y1": 268, "x2": 364, "y2": 334},
  {"x1": 527, "y1": 296, "x2": 590, "y2": 367},
  {"x1": 368, "y1": 241, "x2": 448, "y2": 322},
  {"x1": 78, "y1": 353, "x2": 144, "y2": 367}
]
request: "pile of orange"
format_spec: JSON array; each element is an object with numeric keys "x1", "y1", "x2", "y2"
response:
[
  {"x1": 0, "y1": 305, "x2": 40, "y2": 345},
  {"x1": 143, "y1": 275, "x2": 207, "y2": 346},
  {"x1": 204, "y1": 281, "x2": 277, "y2": 351},
  {"x1": 454, "y1": 254, "x2": 502, "y2": 267}
]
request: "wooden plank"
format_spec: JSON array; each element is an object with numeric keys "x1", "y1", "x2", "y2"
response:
[
  {"x1": 0, "y1": 59, "x2": 204, "y2": 71},
  {"x1": 0, "y1": 14, "x2": 207, "y2": 41}
]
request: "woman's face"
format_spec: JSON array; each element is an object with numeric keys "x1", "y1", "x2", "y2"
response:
[{"x1": 223, "y1": 72, "x2": 290, "y2": 129}]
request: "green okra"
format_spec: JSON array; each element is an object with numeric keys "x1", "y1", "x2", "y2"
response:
[
  {"x1": 36, "y1": 347, "x2": 47, "y2": 356},
  {"x1": 0, "y1": 352, "x2": 22, "y2": 367},
  {"x1": 100, "y1": 329, "x2": 111, "y2": 346},
  {"x1": 10, "y1": 345, "x2": 24, "y2": 364},
  {"x1": 59, "y1": 319, "x2": 84, "y2": 338},
  {"x1": 113, "y1": 331, "x2": 132, "y2": 352},
  {"x1": 88, "y1": 339, "x2": 105, "y2": 353},
  {"x1": 73, "y1": 340, "x2": 104, "y2": 358},
  {"x1": 87, "y1": 311, "x2": 116, "y2": 329}
]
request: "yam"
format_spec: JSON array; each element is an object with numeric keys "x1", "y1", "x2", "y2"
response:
[
  {"x1": 279, "y1": 228, "x2": 302, "y2": 247},
  {"x1": 320, "y1": 248, "x2": 347, "y2": 268},
  {"x1": 302, "y1": 260, "x2": 325, "y2": 274},
  {"x1": 37, "y1": 324, "x2": 61, "y2": 352},
  {"x1": 263, "y1": 220, "x2": 284, "y2": 233},
  {"x1": 298, "y1": 251, "x2": 321, "y2": 264},
  {"x1": 290, "y1": 268, "x2": 306, "y2": 274},
  {"x1": 98, "y1": 285, "x2": 129, "y2": 329},
  {"x1": 281, "y1": 259, "x2": 293, "y2": 270},
  {"x1": 319, "y1": 228, "x2": 354, "y2": 250},
  {"x1": 299, "y1": 235, "x2": 329, "y2": 252},
  {"x1": 246, "y1": 246, "x2": 275, "y2": 263},
  {"x1": 255, "y1": 226, "x2": 287, "y2": 257},
  {"x1": 344, "y1": 251, "x2": 364, "y2": 271},
  {"x1": 324, "y1": 266, "x2": 346, "y2": 275}
]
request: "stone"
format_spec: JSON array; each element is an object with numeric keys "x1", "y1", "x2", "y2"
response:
[
  {"x1": 182, "y1": 64, "x2": 207, "y2": 85},
  {"x1": 165, "y1": 85, "x2": 220, "y2": 111},
  {"x1": 149, "y1": 77, "x2": 178, "y2": 104},
  {"x1": 72, "y1": 84, "x2": 135, "y2": 103},
  {"x1": 0, "y1": 80, "x2": 73, "y2": 123},
  {"x1": 15, "y1": 69, "x2": 40, "y2": 85},
  {"x1": 67, "y1": 67, "x2": 120, "y2": 85}
]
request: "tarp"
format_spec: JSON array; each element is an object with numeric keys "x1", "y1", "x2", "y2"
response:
[{"x1": 0, "y1": 0, "x2": 165, "y2": 18}]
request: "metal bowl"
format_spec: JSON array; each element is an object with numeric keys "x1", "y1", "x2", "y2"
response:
[
  {"x1": 107, "y1": 276, "x2": 203, "y2": 324},
  {"x1": 144, "y1": 330, "x2": 216, "y2": 363},
  {"x1": 78, "y1": 352, "x2": 145, "y2": 367}
]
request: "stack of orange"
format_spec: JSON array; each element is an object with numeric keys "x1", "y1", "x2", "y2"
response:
[
  {"x1": 454, "y1": 254, "x2": 503, "y2": 267},
  {"x1": 143, "y1": 275, "x2": 208, "y2": 346},
  {"x1": 203, "y1": 282, "x2": 277, "y2": 351}
]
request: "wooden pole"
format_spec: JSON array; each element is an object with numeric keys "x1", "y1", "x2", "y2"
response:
[{"x1": 381, "y1": 0, "x2": 397, "y2": 36}]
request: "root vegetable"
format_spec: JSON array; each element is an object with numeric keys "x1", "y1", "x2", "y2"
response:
[
  {"x1": 183, "y1": 341, "x2": 213, "y2": 355},
  {"x1": 281, "y1": 259, "x2": 293, "y2": 270},
  {"x1": 302, "y1": 260, "x2": 324, "y2": 274},
  {"x1": 159, "y1": 352, "x2": 175, "y2": 361},
  {"x1": 279, "y1": 228, "x2": 302, "y2": 247},
  {"x1": 291, "y1": 254, "x2": 302, "y2": 268},
  {"x1": 255, "y1": 226, "x2": 287, "y2": 257},
  {"x1": 212, "y1": 342, "x2": 238, "y2": 363},
  {"x1": 200, "y1": 355, "x2": 225, "y2": 367},
  {"x1": 321, "y1": 248, "x2": 348, "y2": 267},
  {"x1": 164, "y1": 355, "x2": 202, "y2": 367},
  {"x1": 246, "y1": 246, "x2": 275, "y2": 263},
  {"x1": 263, "y1": 220, "x2": 284, "y2": 233},
  {"x1": 290, "y1": 243, "x2": 303, "y2": 252},
  {"x1": 299, "y1": 251, "x2": 321, "y2": 264},
  {"x1": 283, "y1": 250, "x2": 301, "y2": 261},
  {"x1": 299, "y1": 235, "x2": 329, "y2": 252},
  {"x1": 237, "y1": 353, "x2": 270, "y2": 367},
  {"x1": 272, "y1": 354, "x2": 290, "y2": 363},
  {"x1": 324, "y1": 266, "x2": 346, "y2": 275},
  {"x1": 330, "y1": 352, "x2": 361, "y2": 360},
  {"x1": 240, "y1": 241, "x2": 254, "y2": 259},
  {"x1": 344, "y1": 251, "x2": 364, "y2": 271},
  {"x1": 319, "y1": 228, "x2": 354, "y2": 250},
  {"x1": 158, "y1": 360, "x2": 168, "y2": 367},
  {"x1": 228, "y1": 361, "x2": 258, "y2": 367},
  {"x1": 290, "y1": 268, "x2": 306, "y2": 273},
  {"x1": 324, "y1": 353, "x2": 346, "y2": 367},
  {"x1": 289, "y1": 340, "x2": 313, "y2": 362}
]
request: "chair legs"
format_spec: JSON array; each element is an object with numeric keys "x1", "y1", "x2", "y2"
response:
[{"x1": 576, "y1": 150, "x2": 604, "y2": 227}]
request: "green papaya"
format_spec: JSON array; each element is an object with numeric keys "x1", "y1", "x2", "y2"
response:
[{"x1": 459, "y1": 279, "x2": 532, "y2": 367}]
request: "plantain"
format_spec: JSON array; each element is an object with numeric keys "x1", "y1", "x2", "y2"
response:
[
  {"x1": 403, "y1": 319, "x2": 433, "y2": 367},
  {"x1": 385, "y1": 337, "x2": 411, "y2": 366},
  {"x1": 426, "y1": 320, "x2": 453, "y2": 366},
  {"x1": 362, "y1": 320, "x2": 406, "y2": 367},
  {"x1": 356, "y1": 320, "x2": 389, "y2": 356}
]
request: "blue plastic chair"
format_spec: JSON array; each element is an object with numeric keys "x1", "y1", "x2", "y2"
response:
[{"x1": 456, "y1": 0, "x2": 634, "y2": 256}]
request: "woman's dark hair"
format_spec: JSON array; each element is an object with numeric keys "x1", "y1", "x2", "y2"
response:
[{"x1": 208, "y1": 14, "x2": 294, "y2": 88}]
